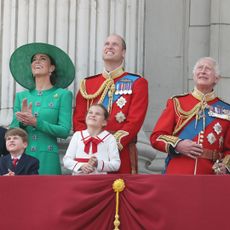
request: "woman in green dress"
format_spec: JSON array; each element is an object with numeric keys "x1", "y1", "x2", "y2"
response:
[{"x1": 9, "y1": 43, "x2": 75, "y2": 175}]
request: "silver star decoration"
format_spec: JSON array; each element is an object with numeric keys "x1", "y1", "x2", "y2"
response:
[
  {"x1": 115, "y1": 111, "x2": 126, "y2": 123},
  {"x1": 207, "y1": 133, "x2": 216, "y2": 145},
  {"x1": 219, "y1": 136, "x2": 224, "y2": 148},
  {"x1": 116, "y1": 96, "x2": 127, "y2": 109},
  {"x1": 213, "y1": 122, "x2": 222, "y2": 135}
]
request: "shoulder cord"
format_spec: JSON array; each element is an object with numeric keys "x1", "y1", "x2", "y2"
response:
[
  {"x1": 79, "y1": 78, "x2": 115, "y2": 112},
  {"x1": 172, "y1": 97, "x2": 204, "y2": 135}
]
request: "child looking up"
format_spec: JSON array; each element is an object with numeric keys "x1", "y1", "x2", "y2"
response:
[
  {"x1": 63, "y1": 104, "x2": 120, "y2": 175},
  {"x1": 0, "y1": 128, "x2": 39, "y2": 176}
]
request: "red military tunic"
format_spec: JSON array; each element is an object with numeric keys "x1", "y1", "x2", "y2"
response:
[
  {"x1": 73, "y1": 67, "x2": 148, "y2": 173},
  {"x1": 150, "y1": 87, "x2": 230, "y2": 174}
]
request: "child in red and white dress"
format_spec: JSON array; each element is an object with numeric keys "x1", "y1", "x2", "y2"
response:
[{"x1": 63, "y1": 104, "x2": 120, "y2": 175}]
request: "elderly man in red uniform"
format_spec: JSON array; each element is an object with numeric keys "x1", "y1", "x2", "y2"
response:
[
  {"x1": 150, "y1": 57, "x2": 230, "y2": 175},
  {"x1": 73, "y1": 34, "x2": 148, "y2": 174}
]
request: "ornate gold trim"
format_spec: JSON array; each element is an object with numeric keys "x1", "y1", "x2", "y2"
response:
[
  {"x1": 157, "y1": 135, "x2": 180, "y2": 149},
  {"x1": 113, "y1": 130, "x2": 129, "y2": 150},
  {"x1": 172, "y1": 97, "x2": 201, "y2": 134},
  {"x1": 102, "y1": 66, "x2": 124, "y2": 79},
  {"x1": 192, "y1": 87, "x2": 216, "y2": 102},
  {"x1": 79, "y1": 67, "x2": 124, "y2": 112}
]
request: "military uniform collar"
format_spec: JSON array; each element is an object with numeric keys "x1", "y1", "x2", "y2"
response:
[
  {"x1": 102, "y1": 65, "x2": 124, "y2": 79},
  {"x1": 192, "y1": 87, "x2": 216, "y2": 102}
]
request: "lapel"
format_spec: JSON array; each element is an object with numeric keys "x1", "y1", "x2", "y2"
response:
[
  {"x1": 14, "y1": 154, "x2": 27, "y2": 174},
  {"x1": 5, "y1": 155, "x2": 14, "y2": 172}
]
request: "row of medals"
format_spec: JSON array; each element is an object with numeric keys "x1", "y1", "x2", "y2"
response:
[{"x1": 115, "y1": 82, "x2": 132, "y2": 95}]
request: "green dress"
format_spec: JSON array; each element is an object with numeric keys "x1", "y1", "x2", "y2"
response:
[{"x1": 10, "y1": 87, "x2": 72, "y2": 175}]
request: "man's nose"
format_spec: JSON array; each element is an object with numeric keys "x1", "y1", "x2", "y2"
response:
[{"x1": 107, "y1": 43, "x2": 113, "y2": 48}]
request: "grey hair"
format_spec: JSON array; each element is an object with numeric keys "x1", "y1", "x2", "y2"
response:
[{"x1": 192, "y1": 57, "x2": 220, "y2": 76}]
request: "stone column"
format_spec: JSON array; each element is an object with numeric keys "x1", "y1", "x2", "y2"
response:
[{"x1": 210, "y1": 0, "x2": 230, "y2": 102}]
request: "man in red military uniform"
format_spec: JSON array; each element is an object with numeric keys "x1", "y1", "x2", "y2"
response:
[
  {"x1": 73, "y1": 34, "x2": 148, "y2": 174},
  {"x1": 150, "y1": 57, "x2": 230, "y2": 175}
]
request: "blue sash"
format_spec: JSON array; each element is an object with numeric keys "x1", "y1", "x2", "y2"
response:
[
  {"x1": 179, "y1": 100, "x2": 228, "y2": 139},
  {"x1": 102, "y1": 74, "x2": 139, "y2": 108}
]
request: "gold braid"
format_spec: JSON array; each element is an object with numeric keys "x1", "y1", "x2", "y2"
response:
[
  {"x1": 80, "y1": 79, "x2": 110, "y2": 100},
  {"x1": 79, "y1": 78, "x2": 115, "y2": 112},
  {"x1": 173, "y1": 98, "x2": 202, "y2": 135}
]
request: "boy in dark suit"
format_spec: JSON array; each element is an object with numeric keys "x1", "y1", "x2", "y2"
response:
[{"x1": 0, "y1": 127, "x2": 39, "y2": 175}]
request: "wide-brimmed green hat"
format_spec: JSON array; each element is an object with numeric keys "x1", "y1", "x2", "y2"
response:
[{"x1": 9, "y1": 42, "x2": 75, "y2": 89}]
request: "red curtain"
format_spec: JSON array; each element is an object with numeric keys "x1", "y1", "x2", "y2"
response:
[{"x1": 0, "y1": 175, "x2": 229, "y2": 230}]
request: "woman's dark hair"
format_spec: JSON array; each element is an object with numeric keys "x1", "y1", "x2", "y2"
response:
[{"x1": 31, "y1": 53, "x2": 56, "y2": 85}]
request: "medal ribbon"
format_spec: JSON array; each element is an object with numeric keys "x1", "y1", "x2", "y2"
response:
[
  {"x1": 179, "y1": 100, "x2": 226, "y2": 140},
  {"x1": 102, "y1": 74, "x2": 139, "y2": 109}
]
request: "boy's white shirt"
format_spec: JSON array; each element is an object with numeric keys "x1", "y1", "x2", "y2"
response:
[
  {"x1": 63, "y1": 129, "x2": 120, "y2": 175},
  {"x1": 10, "y1": 154, "x2": 22, "y2": 160}
]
